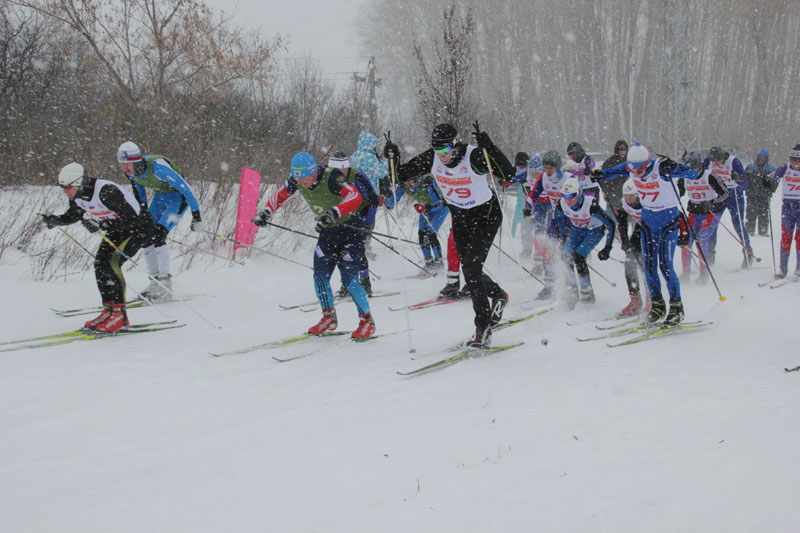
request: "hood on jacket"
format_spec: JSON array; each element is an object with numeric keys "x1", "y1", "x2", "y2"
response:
[
  {"x1": 357, "y1": 131, "x2": 378, "y2": 152},
  {"x1": 756, "y1": 149, "x2": 770, "y2": 163}
]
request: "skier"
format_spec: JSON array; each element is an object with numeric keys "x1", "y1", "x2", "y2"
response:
[
  {"x1": 553, "y1": 177, "x2": 616, "y2": 308},
  {"x1": 566, "y1": 141, "x2": 600, "y2": 198},
  {"x1": 252, "y1": 151, "x2": 378, "y2": 339},
  {"x1": 525, "y1": 150, "x2": 568, "y2": 300},
  {"x1": 680, "y1": 151, "x2": 729, "y2": 283},
  {"x1": 41, "y1": 163, "x2": 153, "y2": 332},
  {"x1": 764, "y1": 144, "x2": 800, "y2": 279},
  {"x1": 116, "y1": 141, "x2": 204, "y2": 300},
  {"x1": 614, "y1": 179, "x2": 649, "y2": 317},
  {"x1": 383, "y1": 171, "x2": 447, "y2": 273},
  {"x1": 744, "y1": 149, "x2": 775, "y2": 236},
  {"x1": 704, "y1": 146, "x2": 755, "y2": 268},
  {"x1": 591, "y1": 143, "x2": 701, "y2": 324},
  {"x1": 600, "y1": 140, "x2": 629, "y2": 212},
  {"x1": 383, "y1": 123, "x2": 514, "y2": 347},
  {"x1": 349, "y1": 131, "x2": 389, "y2": 259}
]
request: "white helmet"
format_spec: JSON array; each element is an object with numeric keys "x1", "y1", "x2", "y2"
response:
[
  {"x1": 58, "y1": 162, "x2": 86, "y2": 188},
  {"x1": 622, "y1": 179, "x2": 638, "y2": 196},
  {"x1": 117, "y1": 141, "x2": 142, "y2": 163},
  {"x1": 626, "y1": 142, "x2": 650, "y2": 172},
  {"x1": 561, "y1": 176, "x2": 581, "y2": 197}
]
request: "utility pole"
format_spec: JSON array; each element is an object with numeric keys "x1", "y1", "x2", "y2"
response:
[
  {"x1": 352, "y1": 57, "x2": 382, "y2": 132},
  {"x1": 664, "y1": 0, "x2": 699, "y2": 156}
]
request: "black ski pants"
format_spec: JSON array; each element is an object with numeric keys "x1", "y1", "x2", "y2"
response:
[{"x1": 95, "y1": 227, "x2": 152, "y2": 304}]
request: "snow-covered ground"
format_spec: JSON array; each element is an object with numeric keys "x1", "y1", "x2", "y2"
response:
[{"x1": 1, "y1": 200, "x2": 799, "y2": 532}]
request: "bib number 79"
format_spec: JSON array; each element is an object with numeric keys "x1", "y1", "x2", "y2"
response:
[{"x1": 443, "y1": 186, "x2": 471, "y2": 199}]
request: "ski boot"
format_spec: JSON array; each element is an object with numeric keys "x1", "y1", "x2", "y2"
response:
[
  {"x1": 579, "y1": 285, "x2": 595, "y2": 306},
  {"x1": 489, "y1": 291, "x2": 509, "y2": 327},
  {"x1": 439, "y1": 280, "x2": 461, "y2": 298},
  {"x1": 775, "y1": 268, "x2": 787, "y2": 280},
  {"x1": 141, "y1": 274, "x2": 172, "y2": 301},
  {"x1": 360, "y1": 277, "x2": 373, "y2": 297},
  {"x1": 646, "y1": 298, "x2": 666, "y2": 323},
  {"x1": 84, "y1": 302, "x2": 113, "y2": 330},
  {"x1": 617, "y1": 292, "x2": 642, "y2": 317},
  {"x1": 335, "y1": 285, "x2": 349, "y2": 298},
  {"x1": 467, "y1": 325, "x2": 492, "y2": 348},
  {"x1": 664, "y1": 298, "x2": 684, "y2": 326},
  {"x1": 309, "y1": 308, "x2": 338, "y2": 335},
  {"x1": 741, "y1": 248, "x2": 756, "y2": 269},
  {"x1": 535, "y1": 284, "x2": 554, "y2": 301},
  {"x1": 457, "y1": 285, "x2": 471, "y2": 298},
  {"x1": 351, "y1": 312, "x2": 376, "y2": 339},
  {"x1": 562, "y1": 286, "x2": 579, "y2": 311},
  {"x1": 95, "y1": 303, "x2": 129, "y2": 333}
]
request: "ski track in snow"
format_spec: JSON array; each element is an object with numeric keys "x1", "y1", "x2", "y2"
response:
[{"x1": 1, "y1": 202, "x2": 799, "y2": 532}]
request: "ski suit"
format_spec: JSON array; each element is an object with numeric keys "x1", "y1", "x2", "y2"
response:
[
  {"x1": 766, "y1": 162, "x2": 800, "y2": 275},
  {"x1": 704, "y1": 154, "x2": 751, "y2": 255},
  {"x1": 681, "y1": 169, "x2": 729, "y2": 275},
  {"x1": 744, "y1": 150, "x2": 775, "y2": 236}
]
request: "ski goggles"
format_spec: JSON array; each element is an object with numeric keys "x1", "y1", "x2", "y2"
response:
[
  {"x1": 626, "y1": 160, "x2": 649, "y2": 173},
  {"x1": 562, "y1": 191, "x2": 578, "y2": 199},
  {"x1": 433, "y1": 144, "x2": 454, "y2": 156}
]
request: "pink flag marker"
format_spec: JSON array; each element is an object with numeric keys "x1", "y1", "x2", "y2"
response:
[{"x1": 233, "y1": 167, "x2": 262, "y2": 252}]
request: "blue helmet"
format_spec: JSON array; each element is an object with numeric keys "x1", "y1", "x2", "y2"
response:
[
  {"x1": 626, "y1": 142, "x2": 650, "y2": 173},
  {"x1": 290, "y1": 152, "x2": 318, "y2": 178}
]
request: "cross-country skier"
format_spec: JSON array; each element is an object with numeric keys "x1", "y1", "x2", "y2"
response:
[
  {"x1": 566, "y1": 141, "x2": 600, "y2": 198},
  {"x1": 744, "y1": 149, "x2": 775, "y2": 236},
  {"x1": 349, "y1": 132, "x2": 388, "y2": 259},
  {"x1": 383, "y1": 171, "x2": 447, "y2": 273},
  {"x1": 600, "y1": 140, "x2": 629, "y2": 212},
  {"x1": 704, "y1": 146, "x2": 755, "y2": 268},
  {"x1": 591, "y1": 143, "x2": 701, "y2": 325},
  {"x1": 116, "y1": 141, "x2": 204, "y2": 300},
  {"x1": 553, "y1": 177, "x2": 616, "y2": 308},
  {"x1": 383, "y1": 123, "x2": 514, "y2": 347},
  {"x1": 41, "y1": 163, "x2": 153, "y2": 332},
  {"x1": 764, "y1": 144, "x2": 800, "y2": 279},
  {"x1": 614, "y1": 179, "x2": 649, "y2": 317},
  {"x1": 252, "y1": 151, "x2": 378, "y2": 339},
  {"x1": 679, "y1": 151, "x2": 729, "y2": 283}
]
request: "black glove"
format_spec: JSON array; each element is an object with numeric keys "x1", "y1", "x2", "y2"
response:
[
  {"x1": 252, "y1": 209, "x2": 272, "y2": 227},
  {"x1": 82, "y1": 218, "x2": 111, "y2": 233},
  {"x1": 677, "y1": 232, "x2": 690, "y2": 247},
  {"x1": 41, "y1": 214, "x2": 60, "y2": 229},
  {"x1": 522, "y1": 206, "x2": 532, "y2": 217},
  {"x1": 660, "y1": 156, "x2": 677, "y2": 174},
  {"x1": 589, "y1": 169, "x2": 604, "y2": 182},
  {"x1": 383, "y1": 141, "x2": 399, "y2": 161},
  {"x1": 711, "y1": 200, "x2": 726, "y2": 213},
  {"x1": 315, "y1": 208, "x2": 338, "y2": 231},
  {"x1": 472, "y1": 130, "x2": 492, "y2": 150},
  {"x1": 763, "y1": 177, "x2": 773, "y2": 189},
  {"x1": 597, "y1": 245, "x2": 612, "y2": 261},
  {"x1": 190, "y1": 210, "x2": 205, "y2": 232}
]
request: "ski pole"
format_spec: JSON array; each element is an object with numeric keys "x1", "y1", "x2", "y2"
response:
[
  {"x1": 385, "y1": 129, "x2": 415, "y2": 354},
  {"x1": 167, "y1": 236, "x2": 245, "y2": 265},
  {"x1": 586, "y1": 257, "x2": 617, "y2": 287},
  {"x1": 56, "y1": 227, "x2": 173, "y2": 322},
  {"x1": 472, "y1": 121, "x2": 505, "y2": 265},
  {"x1": 96, "y1": 229, "x2": 221, "y2": 329},
  {"x1": 711, "y1": 212, "x2": 760, "y2": 261},
  {"x1": 666, "y1": 180, "x2": 726, "y2": 301},
  {"x1": 491, "y1": 242, "x2": 545, "y2": 286},
  {"x1": 204, "y1": 230, "x2": 313, "y2": 270},
  {"x1": 768, "y1": 201, "x2": 777, "y2": 277}
]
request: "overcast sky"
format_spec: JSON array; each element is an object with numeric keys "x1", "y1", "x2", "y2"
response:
[{"x1": 208, "y1": 0, "x2": 368, "y2": 82}]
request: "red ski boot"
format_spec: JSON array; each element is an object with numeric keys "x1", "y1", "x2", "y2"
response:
[
  {"x1": 95, "y1": 303, "x2": 129, "y2": 333},
  {"x1": 351, "y1": 313, "x2": 376, "y2": 340},
  {"x1": 308, "y1": 308, "x2": 337, "y2": 335},
  {"x1": 616, "y1": 292, "x2": 643, "y2": 317},
  {"x1": 84, "y1": 302, "x2": 113, "y2": 330}
]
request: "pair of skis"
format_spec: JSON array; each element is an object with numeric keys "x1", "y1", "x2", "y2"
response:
[
  {"x1": 209, "y1": 329, "x2": 404, "y2": 358},
  {"x1": 278, "y1": 291, "x2": 400, "y2": 312},
  {"x1": 576, "y1": 319, "x2": 712, "y2": 347},
  {"x1": 51, "y1": 294, "x2": 205, "y2": 317},
  {"x1": 0, "y1": 320, "x2": 186, "y2": 353}
]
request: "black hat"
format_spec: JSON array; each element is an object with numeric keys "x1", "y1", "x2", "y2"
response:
[
  {"x1": 709, "y1": 146, "x2": 726, "y2": 162},
  {"x1": 431, "y1": 124, "x2": 458, "y2": 149},
  {"x1": 684, "y1": 151, "x2": 704, "y2": 170},
  {"x1": 515, "y1": 152, "x2": 530, "y2": 167},
  {"x1": 613, "y1": 140, "x2": 628, "y2": 154},
  {"x1": 566, "y1": 142, "x2": 585, "y2": 163}
]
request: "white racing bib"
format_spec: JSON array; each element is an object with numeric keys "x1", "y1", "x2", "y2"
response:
[
  {"x1": 74, "y1": 179, "x2": 140, "y2": 220},
  {"x1": 686, "y1": 168, "x2": 721, "y2": 203},
  {"x1": 710, "y1": 155, "x2": 737, "y2": 189},
  {"x1": 632, "y1": 160, "x2": 680, "y2": 211},
  {"x1": 431, "y1": 145, "x2": 494, "y2": 208},
  {"x1": 782, "y1": 165, "x2": 800, "y2": 200}
]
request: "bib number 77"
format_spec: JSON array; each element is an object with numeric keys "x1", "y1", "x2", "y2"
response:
[{"x1": 640, "y1": 191, "x2": 660, "y2": 202}]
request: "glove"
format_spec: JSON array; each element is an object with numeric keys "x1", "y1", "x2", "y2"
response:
[
  {"x1": 41, "y1": 214, "x2": 59, "y2": 229},
  {"x1": 383, "y1": 141, "x2": 399, "y2": 161},
  {"x1": 597, "y1": 246, "x2": 612, "y2": 261},
  {"x1": 677, "y1": 232, "x2": 690, "y2": 247},
  {"x1": 763, "y1": 177, "x2": 773, "y2": 189},
  {"x1": 522, "y1": 206, "x2": 532, "y2": 217},
  {"x1": 413, "y1": 203, "x2": 426, "y2": 214},
  {"x1": 190, "y1": 211, "x2": 205, "y2": 232},
  {"x1": 252, "y1": 209, "x2": 272, "y2": 227},
  {"x1": 82, "y1": 218, "x2": 112, "y2": 233},
  {"x1": 315, "y1": 208, "x2": 338, "y2": 231},
  {"x1": 711, "y1": 200, "x2": 726, "y2": 213},
  {"x1": 472, "y1": 130, "x2": 492, "y2": 150},
  {"x1": 377, "y1": 195, "x2": 386, "y2": 207},
  {"x1": 589, "y1": 169, "x2": 604, "y2": 182},
  {"x1": 660, "y1": 156, "x2": 677, "y2": 174},
  {"x1": 501, "y1": 180, "x2": 511, "y2": 187}
]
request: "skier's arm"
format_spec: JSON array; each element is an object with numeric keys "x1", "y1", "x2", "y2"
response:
[
  {"x1": 330, "y1": 180, "x2": 364, "y2": 218},
  {"x1": 616, "y1": 208, "x2": 630, "y2": 246},
  {"x1": 128, "y1": 176, "x2": 148, "y2": 208},
  {"x1": 529, "y1": 177, "x2": 544, "y2": 203},
  {"x1": 98, "y1": 184, "x2": 140, "y2": 232},
  {"x1": 152, "y1": 159, "x2": 200, "y2": 212},
  {"x1": 469, "y1": 142, "x2": 515, "y2": 182},
  {"x1": 263, "y1": 178, "x2": 299, "y2": 214},
  {"x1": 383, "y1": 183, "x2": 405, "y2": 209},
  {"x1": 590, "y1": 202, "x2": 617, "y2": 248},
  {"x1": 396, "y1": 149, "x2": 435, "y2": 182},
  {"x1": 593, "y1": 161, "x2": 629, "y2": 181},
  {"x1": 49, "y1": 200, "x2": 85, "y2": 226}
]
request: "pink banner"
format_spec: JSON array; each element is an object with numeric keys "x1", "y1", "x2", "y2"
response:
[{"x1": 233, "y1": 167, "x2": 261, "y2": 250}]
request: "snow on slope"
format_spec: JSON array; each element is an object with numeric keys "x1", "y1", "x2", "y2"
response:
[{"x1": 1, "y1": 202, "x2": 799, "y2": 532}]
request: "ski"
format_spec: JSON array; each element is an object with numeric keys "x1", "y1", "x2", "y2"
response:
[
  {"x1": 388, "y1": 295, "x2": 466, "y2": 312},
  {"x1": 770, "y1": 277, "x2": 799, "y2": 289},
  {"x1": 0, "y1": 322, "x2": 185, "y2": 353},
  {"x1": 784, "y1": 365, "x2": 800, "y2": 373},
  {"x1": 272, "y1": 330, "x2": 408, "y2": 362},
  {"x1": 606, "y1": 321, "x2": 712, "y2": 347},
  {"x1": 577, "y1": 321, "x2": 661, "y2": 342},
  {"x1": 593, "y1": 317, "x2": 641, "y2": 330},
  {"x1": 0, "y1": 320, "x2": 179, "y2": 347},
  {"x1": 397, "y1": 342, "x2": 525, "y2": 376},
  {"x1": 52, "y1": 295, "x2": 205, "y2": 317},
  {"x1": 278, "y1": 291, "x2": 400, "y2": 311},
  {"x1": 209, "y1": 331, "x2": 350, "y2": 357},
  {"x1": 446, "y1": 308, "x2": 550, "y2": 352}
]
